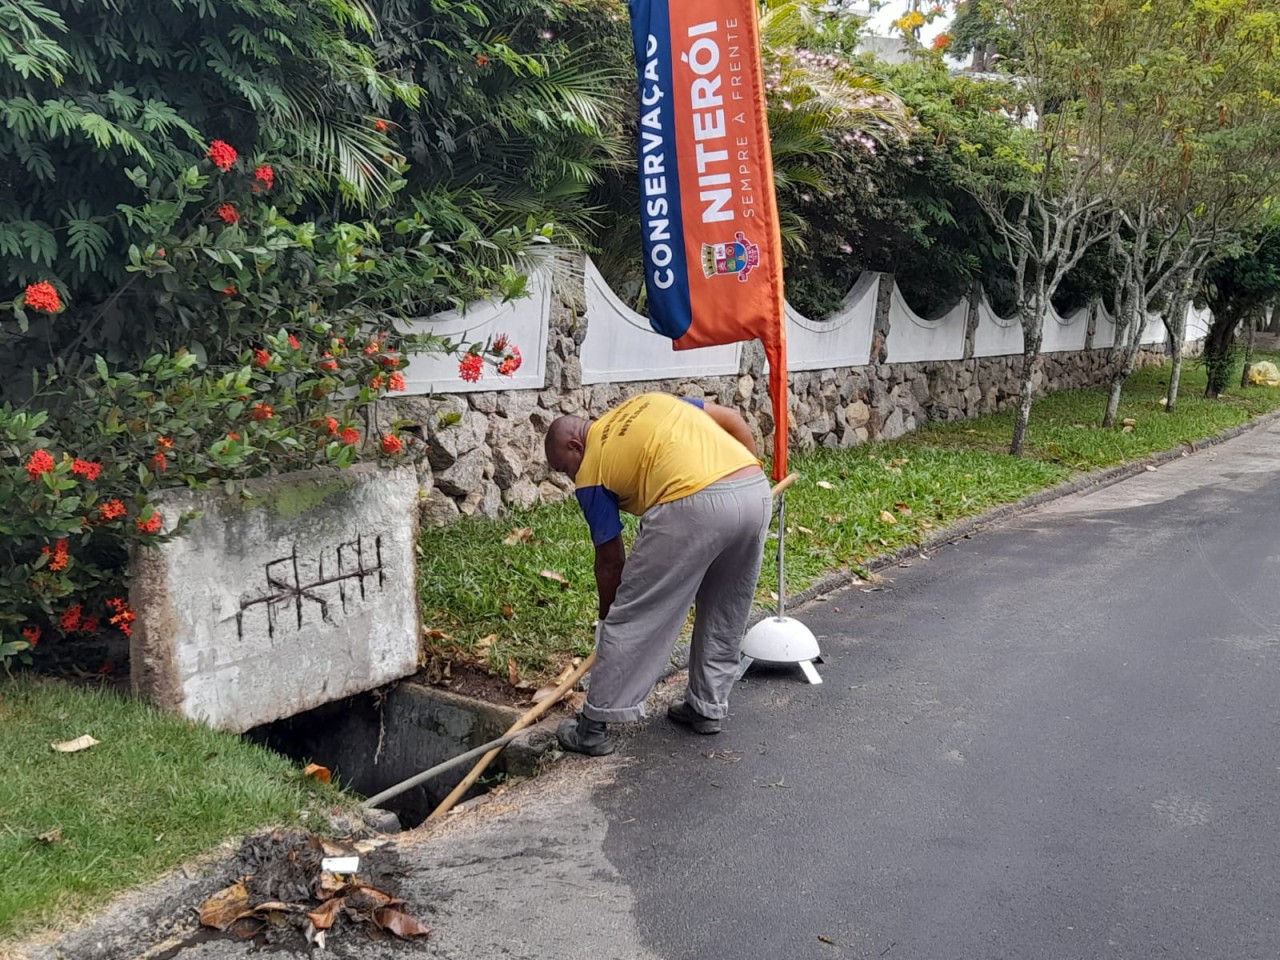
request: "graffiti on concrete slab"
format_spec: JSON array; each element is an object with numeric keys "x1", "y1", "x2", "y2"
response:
[{"x1": 236, "y1": 535, "x2": 385, "y2": 639}]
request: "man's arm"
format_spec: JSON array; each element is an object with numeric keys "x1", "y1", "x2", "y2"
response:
[
  {"x1": 701, "y1": 401, "x2": 759, "y2": 457},
  {"x1": 593, "y1": 535, "x2": 626, "y2": 620}
]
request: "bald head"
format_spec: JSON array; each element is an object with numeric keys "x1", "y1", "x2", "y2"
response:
[{"x1": 545, "y1": 415, "x2": 592, "y2": 479}]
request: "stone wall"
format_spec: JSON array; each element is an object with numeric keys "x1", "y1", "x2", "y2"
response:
[{"x1": 389, "y1": 273, "x2": 1174, "y2": 523}]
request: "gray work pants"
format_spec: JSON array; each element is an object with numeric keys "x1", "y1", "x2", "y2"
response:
[{"x1": 582, "y1": 473, "x2": 772, "y2": 723}]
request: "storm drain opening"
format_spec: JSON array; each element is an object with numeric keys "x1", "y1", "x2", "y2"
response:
[{"x1": 246, "y1": 683, "x2": 527, "y2": 828}]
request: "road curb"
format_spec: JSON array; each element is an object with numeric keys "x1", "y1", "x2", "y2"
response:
[{"x1": 774, "y1": 406, "x2": 1280, "y2": 614}]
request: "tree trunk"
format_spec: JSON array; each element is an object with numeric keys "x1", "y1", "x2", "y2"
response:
[
  {"x1": 1166, "y1": 337, "x2": 1183, "y2": 413},
  {"x1": 1010, "y1": 344, "x2": 1036, "y2": 457},
  {"x1": 1164, "y1": 273, "x2": 1194, "y2": 414},
  {"x1": 1203, "y1": 306, "x2": 1239, "y2": 399},
  {"x1": 1010, "y1": 301, "x2": 1043, "y2": 457},
  {"x1": 1240, "y1": 310, "x2": 1258, "y2": 389},
  {"x1": 1102, "y1": 375, "x2": 1125, "y2": 427}
]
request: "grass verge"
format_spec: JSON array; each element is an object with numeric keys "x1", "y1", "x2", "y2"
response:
[
  {"x1": 0, "y1": 676, "x2": 348, "y2": 943},
  {"x1": 419, "y1": 355, "x2": 1280, "y2": 683}
]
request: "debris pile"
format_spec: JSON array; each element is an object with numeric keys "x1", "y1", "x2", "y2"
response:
[{"x1": 199, "y1": 830, "x2": 429, "y2": 949}]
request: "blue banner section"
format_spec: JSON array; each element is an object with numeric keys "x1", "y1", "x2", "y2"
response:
[{"x1": 629, "y1": 0, "x2": 692, "y2": 340}]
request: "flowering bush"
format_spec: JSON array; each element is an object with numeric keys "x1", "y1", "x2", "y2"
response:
[{"x1": 1, "y1": 146, "x2": 527, "y2": 666}]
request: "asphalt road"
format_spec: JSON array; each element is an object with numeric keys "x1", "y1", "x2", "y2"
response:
[
  {"x1": 35, "y1": 417, "x2": 1280, "y2": 960},
  {"x1": 600, "y1": 418, "x2": 1280, "y2": 960}
]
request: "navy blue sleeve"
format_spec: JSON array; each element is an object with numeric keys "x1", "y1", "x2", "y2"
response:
[
  {"x1": 681, "y1": 397, "x2": 705, "y2": 409},
  {"x1": 575, "y1": 485, "x2": 623, "y2": 547}
]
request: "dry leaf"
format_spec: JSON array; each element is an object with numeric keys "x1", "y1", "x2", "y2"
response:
[
  {"x1": 823, "y1": 514, "x2": 844, "y2": 524},
  {"x1": 815, "y1": 480, "x2": 836, "y2": 490},
  {"x1": 307, "y1": 897, "x2": 346, "y2": 931},
  {"x1": 797, "y1": 525, "x2": 814, "y2": 535},
  {"x1": 373, "y1": 907, "x2": 431, "y2": 939},
  {"x1": 503, "y1": 527, "x2": 534, "y2": 546},
  {"x1": 565, "y1": 691, "x2": 587, "y2": 712},
  {"x1": 303, "y1": 763, "x2": 332, "y2": 784},
  {"x1": 475, "y1": 633, "x2": 497, "y2": 652},
  {"x1": 507, "y1": 657, "x2": 520, "y2": 687},
  {"x1": 530, "y1": 685, "x2": 559, "y2": 704},
  {"x1": 501, "y1": 604, "x2": 514, "y2": 619},
  {"x1": 200, "y1": 881, "x2": 253, "y2": 931},
  {"x1": 1122, "y1": 418, "x2": 1137, "y2": 427},
  {"x1": 1144, "y1": 464, "x2": 1158, "y2": 472},
  {"x1": 894, "y1": 502, "x2": 912, "y2": 516},
  {"x1": 1122, "y1": 425, "x2": 1134, "y2": 434},
  {"x1": 51, "y1": 734, "x2": 100, "y2": 753},
  {"x1": 879, "y1": 510, "x2": 898, "y2": 525},
  {"x1": 421, "y1": 628, "x2": 451, "y2": 641},
  {"x1": 539, "y1": 569, "x2": 569, "y2": 589},
  {"x1": 921, "y1": 519, "x2": 934, "y2": 529},
  {"x1": 35, "y1": 827, "x2": 63, "y2": 845}
]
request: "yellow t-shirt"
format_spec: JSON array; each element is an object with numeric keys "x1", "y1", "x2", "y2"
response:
[{"x1": 574, "y1": 394, "x2": 759, "y2": 545}]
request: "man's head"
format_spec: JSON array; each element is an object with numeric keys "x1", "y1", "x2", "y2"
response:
[{"x1": 544, "y1": 415, "x2": 591, "y2": 479}]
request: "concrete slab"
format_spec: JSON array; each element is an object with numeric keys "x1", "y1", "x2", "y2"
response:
[{"x1": 130, "y1": 465, "x2": 421, "y2": 732}]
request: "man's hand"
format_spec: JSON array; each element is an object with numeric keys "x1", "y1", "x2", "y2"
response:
[
  {"x1": 593, "y1": 535, "x2": 625, "y2": 620},
  {"x1": 702, "y1": 401, "x2": 759, "y2": 457}
]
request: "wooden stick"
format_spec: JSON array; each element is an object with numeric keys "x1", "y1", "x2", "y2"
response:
[
  {"x1": 427, "y1": 651, "x2": 597, "y2": 821},
  {"x1": 426, "y1": 471, "x2": 801, "y2": 821}
]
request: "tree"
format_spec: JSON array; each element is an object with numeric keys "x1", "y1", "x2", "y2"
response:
[
  {"x1": 1096, "y1": 0, "x2": 1280, "y2": 421},
  {"x1": 960, "y1": 0, "x2": 1163, "y2": 455},
  {"x1": 1201, "y1": 222, "x2": 1280, "y2": 398}
]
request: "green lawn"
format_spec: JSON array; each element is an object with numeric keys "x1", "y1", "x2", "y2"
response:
[
  {"x1": 0, "y1": 676, "x2": 347, "y2": 943},
  {"x1": 419, "y1": 355, "x2": 1280, "y2": 681}
]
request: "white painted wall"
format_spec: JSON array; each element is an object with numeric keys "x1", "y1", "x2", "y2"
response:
[
  {"x1": 579, "y1": 258, "x2": 742, "y2": 385},
  {"x1": 405, "y1": 260, "x2": 1211, "y2": 392},
  {"x1": 883, "y1": 283, "x2": 966, "y2": 362}
]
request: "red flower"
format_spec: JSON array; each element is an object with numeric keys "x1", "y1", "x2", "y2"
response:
[
  {"x1": 325, "y1": 417, "x2": 340, "y2": 435},
  {"x1": 222, "y1": 285, "x2": 237, "y2": 296},
  {"x1": 491, "y1": 333, "x2": 510, "y2": 353},
  {"x1": 475, "y1": 54, "x2": 491, "y2": 67},
  {"x1": 251, "y1": 403, "x2": 274, "y2": 420},
  {"x1": 319, "y1": 352, "x2": 338, "y2": 371},
  {"x1": 152, "y1": 452, "x2": 168, "y2": 473},
  {"x1": 287, "y1": 334, "x2": 300, "y2": 350},
  {"x1": 44, "y1": 539, "x2": 70, "y2": 571},
  {"x1": 370, "y1": 374, "x2": 385, "y2": 390},
  {"x1": 107, "y1": 598, "x2": 135, "y2": 636},
  {"x1": 459, "y1": 353, "x2": 484, "y2": 383},
  {"x1": 99, "y1": 660, "x2": 116, "y2": 675},
  {"x1": 255, "y1": 164, "x2": 275, "y2": 190},
  {"x1": 81, "y1": 616, "x2": 100, "y2": 633},
  {"x1": 254, "y1": 348, "x2": 272, "y2": 367},
  {"x1": 226, "y1": 432, "x2": 241, "y2": 441},
  {"x1": 374, "y1": 119, "x2": 389, "y2": 132},
  {"x1": 99, "y1": 499, "x2": 126, "y2": 521},
  {"x1": 24, "y1": 281, "x2": 62, "y2": 313},
  {"x1": 21, "y1": 625, "x2": 40, "y2": 645},
  {"x1": 156, "y1": 249, "x2": 166, "y2": 258},
  {"x1": 71, "y1": 458, "x2": 102, "y2": 480},
  {"x1": 498, "y1": 346, "x2": 522, "y2": 376},
  {"x1": 340, "y1": 427, "x2": 360, "y2": 446},
  {"x1": 137, "y1": 512, "x2": 163, "y2": 534},
  {"x1": 380, "y1": 354, "x2": 400, "y2": 369},
  {"x1": 156, "y1": 436, "x2": 173, "y2": 450},
  {"x1": 60, "y1": 603, "x2": 82, "y2": 631},
  {"x1": 381, "y1": 434, "x2": 404, "y2": 455},
  {"x1": 932, "y1": 32, "x2": 954, "y2": 51},
  {"x1": 364, "y1": 342, "x2": 381, "y2": 355},
  {"x1": 25, "y1": 449, "x2": 55, "y2": 479},
  {"x1": 216, "y1": 203, "x2": 240, "y2": 224},
  {"x1": 389, "y1": 372, "x2": 406, "y2": 392},
  {"x1": 207, "y1": 139, "x2": 238, "y2": 171}
]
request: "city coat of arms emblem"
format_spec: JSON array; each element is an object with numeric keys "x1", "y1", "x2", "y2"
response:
[{"x1": 702, "y1": 232, "x2": 760, "y2": 282}]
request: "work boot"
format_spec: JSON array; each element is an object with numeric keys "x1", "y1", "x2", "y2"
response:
[
  {"x1": 667, "y1": 701, "x2": 721, "y2": 735},
  {"x1": 557, "y1": 715, "x2": 616, "y2": 756}
]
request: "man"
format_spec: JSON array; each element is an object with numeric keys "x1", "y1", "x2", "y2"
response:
[{"x1": 543, "y1": 392, "x2": 772, "y2": 756}]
